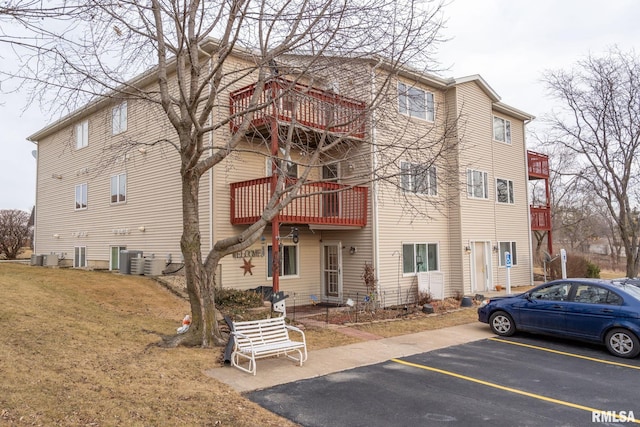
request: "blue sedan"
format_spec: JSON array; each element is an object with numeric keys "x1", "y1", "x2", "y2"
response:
[{"x1": 478, "y1": 279, "x2": 640, "y2": 358}]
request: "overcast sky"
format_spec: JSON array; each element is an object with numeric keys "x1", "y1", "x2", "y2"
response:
[{"x1": 1, "y1": 0, "x2": 639, "y2": 212}]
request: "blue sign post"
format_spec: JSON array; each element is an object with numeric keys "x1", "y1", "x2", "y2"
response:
[{"x1": 505, "y1": 251, "x2": 512, "y2": 294}]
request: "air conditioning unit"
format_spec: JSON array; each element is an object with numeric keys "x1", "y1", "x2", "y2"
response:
[
  {"x1": 130, "y1": 257, "x2": 145, "y2": 275},
  {"x1": 144, "y1": 257, "x2": 165, "y2": 276},
  {"x1": 30, "y1": 254, "x2": 44, "y2": 266},
  {"x1": 119, "y1": 250, "x2": 143, "y2": 274},
  {"x1": 43, "y1": 254, "x2": 59, "y2": 267}
]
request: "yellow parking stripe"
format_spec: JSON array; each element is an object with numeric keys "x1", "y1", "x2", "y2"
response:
[
  {"x1": 390, "y1": 358, "x2": 640, "y2": 424},
  {"x1": 489, "y1": 337, "x2": 640, "y2": 370}
]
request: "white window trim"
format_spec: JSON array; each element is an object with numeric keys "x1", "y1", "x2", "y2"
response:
[
  {"x1": 467, "y1": 169, "x2": 489, "y2": 200},
  {"x1": 398, "y1": 82, "x2": 435, "y2": 122},
  {"x1": 110, "y1": 173, "x2": 127, "y2": 204},
  {"x1": 75, "y1": 120, "x2": 88, "y2": 149},
  {"x1": 402, "y1": 242, "x2": 440, "y2": 276},
  {"x1": 401, "y1": 161, "x2": 438, "y2": 196},
  {"x1": 75, "y1": 183, "x2": 88, "y2": 210},
  {"x1": 112, "y1": 101, "x2": 128, "y2": 135},
  {"x1": 493, "y1": 116, "x2": 512, "y2": 144},
  {"x1": 496, "y1": 178, "x2": 515, "y2": 204},
  {"x1": 266, "y1": 244, "x2": 300, "y2": 279},
  {"x1": 498, "y1": 241, "x2": 518, "y2": 267}
]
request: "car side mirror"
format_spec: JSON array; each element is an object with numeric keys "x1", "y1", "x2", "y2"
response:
[{"x1": 524, "y1": 292, "x2": 532, "y2": 301}]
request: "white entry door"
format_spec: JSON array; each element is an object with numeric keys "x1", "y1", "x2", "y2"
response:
[
  {"x1": 471, "y1": 241, "x2": 491, "y2": 292},
  {"x1": 322, "y1": 241, "x2": 343, "y2": 302}
]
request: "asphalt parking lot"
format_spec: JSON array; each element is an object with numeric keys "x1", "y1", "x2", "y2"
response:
[{"x1": 248, "y1": 334, "x2": 640, "y2": 426}]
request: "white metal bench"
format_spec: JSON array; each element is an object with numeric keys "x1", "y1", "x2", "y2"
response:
[{"x1": 230, "y1": 316, "x2": 307, "y2": 375}]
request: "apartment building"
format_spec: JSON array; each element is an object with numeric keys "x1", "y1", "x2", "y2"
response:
[{"x1": 27, "y1": 45, "x2": 549, "y2": 307}]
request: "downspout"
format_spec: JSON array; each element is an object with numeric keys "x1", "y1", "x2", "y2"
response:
[
  {"x1": 198, "y1": 45, "x2": 215, "y2": 255},
  {"x1": 28, "y1": 138, "x2": 38, "y2": 254},
  {"x1": 370, "y1": 60, "x2": 383, "y2": 299},
  {"x1": 208, "y1": 53, "x2": 214, "y2": 253},
  {"x1": 524, "y1": 119, "x2": 534, "y2": 286}
]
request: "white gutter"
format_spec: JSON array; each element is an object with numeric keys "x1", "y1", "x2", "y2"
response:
[{"x1": 524, "y1": 119, "x2": 535, "y2": 285}]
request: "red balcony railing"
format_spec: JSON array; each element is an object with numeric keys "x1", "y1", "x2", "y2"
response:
[
  {"x1": 530, "y1": 205, "x2": 551, "y2": 230},
  {"x1": 230, "y1": 177, "x2": 368, "y2": 227},
  {"x1": 528, "y1": 150, "x2": 549, "y2": 179},
  {"x1": 229, "y1": 78, "x2": 366, "y2": 139}
]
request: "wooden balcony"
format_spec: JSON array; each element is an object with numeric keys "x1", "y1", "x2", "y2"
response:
[
  {"x1": 229, "y1": 78, "x2": 367, "y2": 140},
  {"x1": 230, "y1": 177, "x2": 368, "y2": 227},
  {"x1": 531, "y1": 205, "x2": 551, "y2": 231},
  {"x1": 528, "y1": 150, "x2": 549, "y2": 179}
]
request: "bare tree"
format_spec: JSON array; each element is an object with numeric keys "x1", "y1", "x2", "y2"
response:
[
  {"x1": 9, "y1": 0, "x2": 456, "y2": 347},
  {"x1": 541, "y1": 47, "x2": 640, "y2": 278},
  {"x1": 0, "y1": 209, "x2": 31, "y2": 259}
]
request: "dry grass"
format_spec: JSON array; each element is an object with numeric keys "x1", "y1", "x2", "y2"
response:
[
  {"x1": 0, "y1": 263, "x2": 479, "y2": 426},
  {"x1": 352, "y1": 308, "x2": 478, "y2": 338},
  {"x1": 0, "y1": 264, "x2": 297, "y2": 426}
]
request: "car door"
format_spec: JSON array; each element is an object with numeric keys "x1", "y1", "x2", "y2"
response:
[
  {"x1": 564, "y1": 284, "x2": 625, "y2": 339},
  {"x1": 516, "y1": 282, "x2": 572, "y2": 333}
]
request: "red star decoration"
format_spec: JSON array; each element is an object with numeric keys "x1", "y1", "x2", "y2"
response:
[{"x1": 240, "y1": 257, "x2": 255, "y2": 276}]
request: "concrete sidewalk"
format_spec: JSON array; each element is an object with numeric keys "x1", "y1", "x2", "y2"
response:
[{"x1": 204, "y1": 322, "x2": 494, "y2": 393}]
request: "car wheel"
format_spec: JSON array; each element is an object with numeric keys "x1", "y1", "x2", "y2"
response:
[
  {"x1": 489, "y1": 311, "x2": 516, "y2": 337},
  {"x1": 605, "y1": 328, "x2": 640, "y2": 358}
]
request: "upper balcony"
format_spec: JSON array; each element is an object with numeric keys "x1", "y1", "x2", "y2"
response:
[
  {"x1": 530, "y1": 205, "x2": 551, "y2": 231},
  {"x1": 528, "y1": 150, "x2": 549, "y2": 179},
  {"x1": 230, "y1": 177, "x2": 368, "y2": 227},
  {"x1": 229, "y1": 78, "x2": 367, "y2": 140}
]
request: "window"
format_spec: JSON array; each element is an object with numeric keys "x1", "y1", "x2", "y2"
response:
[
  {"x1": 529, "y1": 282, "x2": 570, "y2": 301},
  {"x1": 498, "y1": 241, "x2": 517, "y2": 266},
  {"x1": 401, "y1": 162, "x2": 437, "y2": 196},
  {"x1": 574, "y1": 284, "x2": 622, "y2": 305},
  {"x1": 467, "y1": 169, "x2": 489, "y2": 199},
  {"x1": 110, "y1": 173, "x2": 127, "y2": 204},
  {"x1": 402, "y1": 243, "x2": 438, "y2": 274},
  {"x1": 267, "y1": 244, "x2": 298, "y2": 277},
  {"x1": 496, "y1": 178, "x2": 514, "y2": 204},
  {"x1": 76, "y1": 120, "x2": 88, "y2": 149},
  {"x1": 493, "y1": 116, "x2": 511, "y2": 143},
  {"x1": 266, "y1": 152, "x2": 298, "y2": 179},
  {"x1": 74, "y1": 246, "x2": 87, "y2": 268},
  {"x1": 398, "y1": 82, "x2": 434, "y2": 121},
  {"x1": 75, "y1": 183, "x2": 88, "y2": 210},
  {"x1": 112, "y1": 101, "x2": 128, "y2": 135}
]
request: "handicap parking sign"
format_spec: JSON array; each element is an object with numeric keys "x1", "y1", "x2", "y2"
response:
[{"x1": 505, "y1": 252, "x2": 512, "y2": 268}]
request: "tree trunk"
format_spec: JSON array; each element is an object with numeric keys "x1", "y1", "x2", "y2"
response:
[{"x1": 164, "y1": 167, "x2": 225, "y2": 348}]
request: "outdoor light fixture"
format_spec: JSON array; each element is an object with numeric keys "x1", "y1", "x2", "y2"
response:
[
  {"x1": 493, "y1": 245, "x2": 499, "y2": 253},
  {"x1": 138, "y1": 226, "x2": 146, "y2": 232},
  {"x1": 349, "y1": 246, "x2": 357, "y2": 255},
  {"x1": 464, "y1": 246, "x2": 471, "y2": 254}
]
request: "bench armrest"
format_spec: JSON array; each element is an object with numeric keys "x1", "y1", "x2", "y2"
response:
[
  {"x1": 231, "y1": 330, "x2": 256, "y2": 351},
  {"x1": 285, "y1": 324, "x2": 306, "y2": 344}
]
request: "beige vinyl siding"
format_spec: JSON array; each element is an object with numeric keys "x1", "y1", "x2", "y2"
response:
[
  {"x1": 373, "y1": 76, "x2": 452, "y2": 303},
  {"x1": 444, "y1": 87, "x2": 464, "y2": 295},
  {"x1": 34, "y1": 93, "x2": 209, "y2": 268},
  {"x1": 454, "y1": 81, "x2": 532, "y2": 292}
]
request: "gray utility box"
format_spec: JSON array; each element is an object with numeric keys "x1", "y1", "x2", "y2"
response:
[
  {"x1": 43, "y1": 254, "x2": 59, "y2": 267},
  {"x1": 30, "y1": 254, "x2": 44, "y2": 266},
  {"x1": 119, "y1": 250, "x2": 143, "y2": 274},
  {"x1": 144, "y1": 258, "x2": 165, "y2": 276}
]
